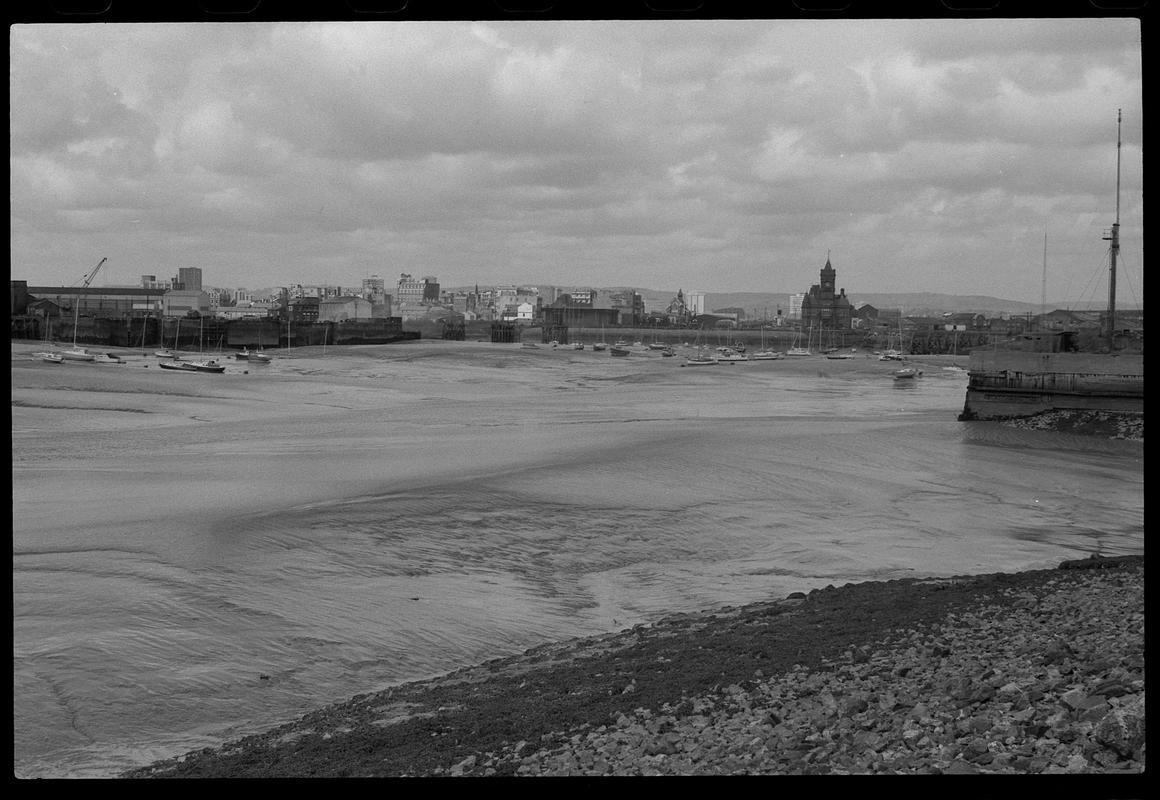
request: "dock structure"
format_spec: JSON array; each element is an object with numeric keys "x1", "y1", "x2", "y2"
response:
[{"x1": 959, "y1": 351, "x2": 1143, "y2": 421}]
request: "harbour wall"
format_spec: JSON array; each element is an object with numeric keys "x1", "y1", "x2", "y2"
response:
[{"x1": 959, "y1": 351, "x2": 1144, "y2": 421}]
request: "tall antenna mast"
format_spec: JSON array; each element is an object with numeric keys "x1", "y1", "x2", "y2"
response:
[
  {"x1": 1041, "y1": 231, "x2": 1047, "y2": 327},
  {"x1": 1103, "y1": 109, "x2": 1121, "y2": 350}
]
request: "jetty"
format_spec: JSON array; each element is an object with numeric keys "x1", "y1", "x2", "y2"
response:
[{"x1": 959, "y1": 351, "x2": 1143, "y2": 420}]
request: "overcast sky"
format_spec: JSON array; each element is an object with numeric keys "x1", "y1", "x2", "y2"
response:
[{"x1": 10, "y1": 19, "x2": 1143, "y2": 305}]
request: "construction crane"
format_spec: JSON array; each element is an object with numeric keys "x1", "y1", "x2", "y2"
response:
[
  {"x1": 79, "y1": 257, "x2": 107, "y2": 289},
  {"x1": 66, "y1": 258, "x2": 107, "y2": 354}
]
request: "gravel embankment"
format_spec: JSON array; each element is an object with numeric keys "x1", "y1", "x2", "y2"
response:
[
  {"x1": 1000, "y1": 409, "x2": 1143, "y2": 441},
  {"x1": 124, "y1": 555, "x2": 1144, "y2": 778}
]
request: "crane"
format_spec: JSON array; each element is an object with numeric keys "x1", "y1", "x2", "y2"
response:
[
  {"x1": 79, "y1": 257, "x2": 107, "y2": 289},
  {"x1": 65, "y1": 258, "x2": 107, "y2": 356}
]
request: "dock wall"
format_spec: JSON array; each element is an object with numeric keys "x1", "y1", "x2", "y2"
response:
[{"x1": 960, "y1": 351, "x2": 1144, "y2": 420}]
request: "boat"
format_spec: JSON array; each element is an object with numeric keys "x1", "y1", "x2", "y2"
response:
[
  {"x1": 158, "y1": 360, "x2": 198, "y2": 372},
  {"x1": 190, "y1": 359, "x2": 226, "y2": 373},
  {"x1": 826, "y1": 350, "x2": 856, "y2": 360},
  {"x1": 942, "y1": 326, "x2": 966, "y2": 371},
  {"x1": 185, "y1": 319, "x2": 226, "y2": 372},
  {"x1": 661, "y1": 347, "x2": 675, "y2": 357},
  {"x1": 235, "y1": 347, "x2": 250, "y2": 360},
  {"x1": 684, "y1": 351, "x2": 718, "y2": 366},
  {"x1": 716, "y1": 348, "x2": 749, "y2": 363},
  {"x1": 250, "y1": 327, "x2": 272, "y2": 362},
  {"x1": 785, "y1": 325, "x2": 812, "y2": 356},
  {"x1": 751, "y1": 327, "x2": 782, "y2": 360},
  {"x1": 521, "y1": 341, "x2": 540, "y2": 349},
  {"x1": 39, "y1": 352, "x2": 64, "y2": 364},
  {"x1": 58, "y1": 347, "x2": 95, "y2": 361},
  {"x1": 880, "y1": 311, "x2": 907, "y2": 361},
  {"x1": 93, "y1": 352, "x2": 124, "y2": 364},
  {"x1": 593, "y1": 321, "x2": 608, "y2": 351},
  {"x1": 609, "y1": 346, "x2": 631, "y2": 357},
  {"x1": 893, "y1": 367, "x2": 922, "y2": 381},
  {"x1": 156, "y1": 317, "x2": 183, "y2": 359},
  {"x1": 572, "y1": 341, "x2": 584, "y2": 350}
]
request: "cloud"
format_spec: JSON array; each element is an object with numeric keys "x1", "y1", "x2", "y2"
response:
[{"x1": 9, "y1": 19, "x2": 1143, "y2": 301}]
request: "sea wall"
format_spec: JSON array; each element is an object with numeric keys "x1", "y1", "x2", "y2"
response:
[{"x1": 960, "y1": 351, "x2": 1144, "y2": 420}]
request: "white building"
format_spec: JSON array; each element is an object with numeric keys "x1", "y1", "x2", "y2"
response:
[
  {"x1": 162, "y1": 290, "x2": 210, "y2": 317},
  {"x1": 319, "y1": 295, "x2": 374, "y2": 322},
  {"x1": 686, "y1": 291, "x2": 707, "y2": 315}
]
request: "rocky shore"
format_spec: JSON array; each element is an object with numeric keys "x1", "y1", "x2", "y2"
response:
[
  {"x1": 1000, "y1": 409, "x2": 1144, "y2": 441},
  {"x1": 124, "y1": 555, "x2": 1144, "y2": 779}
]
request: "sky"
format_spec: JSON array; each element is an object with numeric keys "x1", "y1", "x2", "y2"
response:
[{"x1": 9, "y1": 18, "x2": 1144, "y2": 305}]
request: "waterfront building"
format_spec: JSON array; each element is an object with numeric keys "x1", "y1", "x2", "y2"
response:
[
  {"x1": 319, "y1": 295, "x2": 374, "y2": 322},
  {"x1": 799, "y1": 256, "x2": 853, "y2": 331},
  {"x1": 176, "y1": 267, "x2": 203, "y2": 292},
  {"x1": 163, "y1": 290, "x2": 211, "y2": 317},
  {"x1": 789, "y1": 293, "x2": 805, "y2": 320},
  {"x1": 362, "y1": 275, "x2": 387, "y2": 305},
  {"x1": 288, "y1": 296, "x2": 320, "y2": 323},
  {"x1": 686, "y1": 291, "x2": 706, "y2": 316},
  {"x1": 14, "y1": 281, "x2": 167, "y2": 319},
  {"x1": 397, "y1": 273, "x2": 440, "y2": 304}
]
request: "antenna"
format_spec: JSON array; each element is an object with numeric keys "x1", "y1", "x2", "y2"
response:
[
  {"x1": 1041, "y1": 231, "x2": 1047, "y2": 327},
  {"x1": 1102, "y1": 109, "x2": 1121, "y2": 349}
]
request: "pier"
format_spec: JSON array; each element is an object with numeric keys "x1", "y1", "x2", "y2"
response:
[{"x1": 959, "y1": 351, "x2": 1143, "y2": 420}]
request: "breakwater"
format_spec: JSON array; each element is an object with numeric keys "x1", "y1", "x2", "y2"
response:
[{"x1": 960, "y1": 351, "x2": 1144, "y2": 421}]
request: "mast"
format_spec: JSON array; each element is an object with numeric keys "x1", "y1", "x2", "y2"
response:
[
  {"x1": 1041, "y1": 231, "x2": 1047, "y2": 328},
  {"x1": 1103, "y1": 109, "x2": 1121, "y2": 350}
]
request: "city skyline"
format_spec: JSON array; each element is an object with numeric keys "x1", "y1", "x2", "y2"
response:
[{"x1": 11, "y1": 18, "x2": 1143, "y2": 306}]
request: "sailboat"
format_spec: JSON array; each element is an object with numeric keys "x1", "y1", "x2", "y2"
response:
[
  {"x1": 592, "y1": 319, "x2": 608, "y2": 351},
  {"x1": 751, "y1": 326, "x2": 783, "y2": 360},
  {"x1": 250, "y1": 323, "x2": 272, "y2": 362},
  {"x1": 683, "y1": 325, "x2": 719, "y2": 365},
  {"x1": 879, "y1": 313, "x2": 905, "y2": 361},
  {"x1": 188, "y1": 318, "x2": 226, "y2": 373},
  {"x1": 35, "y1": 316, "x2": 64, "y2": 362},
  {"x1": 155, "y1": 317, "x2": 179, "y2": 359},
  {"x1": 648, "y1": 321, "x2": 667, "y2": 350},
  {"x1": 942, "y1": 328, "x2": 966, "y2": 372},
  {"x1": 786, "y1": 324, "x2": 812, "y2": 356}
]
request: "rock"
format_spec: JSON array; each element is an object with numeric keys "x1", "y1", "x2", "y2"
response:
[
  {"x1": 1093, "y1": 693, "x2": 1146, "y2": 758},
  {"x1": 943, "y1": 759, "x2": 980, "y2": 774},
  {"x1": 1042, "y1": 639, "x2": 1075, "y2": 665}
]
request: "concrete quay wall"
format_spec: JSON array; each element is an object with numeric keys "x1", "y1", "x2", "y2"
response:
[{"x1": 960, "y1": 351, "x2": 1144, "y2": 421}]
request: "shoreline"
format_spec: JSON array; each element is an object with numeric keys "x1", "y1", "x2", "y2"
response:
[{"x1": 123, "y1": 555, "x2": 1144, "y2": 778}]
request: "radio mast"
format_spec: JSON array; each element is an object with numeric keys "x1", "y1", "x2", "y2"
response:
[{"x1": 1102, "y1": 109, "x2": 1121, "y2": 350}]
